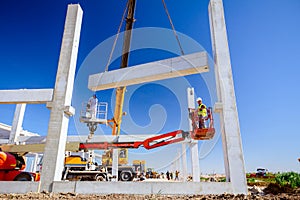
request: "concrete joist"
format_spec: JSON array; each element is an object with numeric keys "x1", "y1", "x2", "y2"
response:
[
  {"x1": 0, "y1": 142, "x2": 81, "y2": 153},
  {"x1": 88, "y1": 51, "x2": 209, "y2": 91},
  {"x1": 0, "y1": 89, "x2": 53, "y2": 104}
]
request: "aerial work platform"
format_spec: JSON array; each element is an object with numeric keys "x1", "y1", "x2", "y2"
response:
[{"x1": 79, "y1": 102, "x2": 108, "y2": 124}]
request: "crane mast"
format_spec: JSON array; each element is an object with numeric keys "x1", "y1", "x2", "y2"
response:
[{"x1": 112, "y1": 0, "x2": 136, "y2": 136}]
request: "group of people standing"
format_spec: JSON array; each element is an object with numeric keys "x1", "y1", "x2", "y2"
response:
[{"x1": 165, "y1": 170, "x2": 180, "y2": 181}]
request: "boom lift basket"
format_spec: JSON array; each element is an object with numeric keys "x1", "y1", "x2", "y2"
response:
[
  {"x1": 189, "y1": 107, "x2": 215, "y2": 140},
  {"x1": 79, "y1": 102, "x2": 108, "y2": 124}
]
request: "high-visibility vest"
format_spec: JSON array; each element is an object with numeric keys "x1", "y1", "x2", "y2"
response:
[{"x1": 198, "y1": 104, "x2": 207, "y2": 117}]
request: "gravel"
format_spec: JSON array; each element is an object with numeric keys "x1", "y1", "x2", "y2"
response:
[{"x1": 0, "y1": 192, "x2": 300, "y2": 200}]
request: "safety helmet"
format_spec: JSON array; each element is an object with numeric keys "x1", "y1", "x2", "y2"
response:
[{"x1": 196, "y1": 97, "x2": 202, "y2": 102}]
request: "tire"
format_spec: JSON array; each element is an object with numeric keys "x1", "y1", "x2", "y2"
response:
[
  {"x1": 95, "y1": 174, "x2": 107, "y2": 181},
  {"x1": 14, "y1": 173, "x2": 33, "y2": 181},
  {"x1": 119, "y1": 171, "x2": 132, "y2": 181}
]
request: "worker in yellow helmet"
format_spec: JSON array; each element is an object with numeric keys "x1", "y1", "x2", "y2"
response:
[{"x1": 197, "y1": 97, "x2": 207, "y2": 129}]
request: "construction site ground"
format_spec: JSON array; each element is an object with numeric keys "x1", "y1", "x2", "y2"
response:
[
  {"x1": 0, "y1": 192, "x2": 299, "y2": 200},
  {"x1": 0, "y1": 185, "x2": 299, "y2": 200}
]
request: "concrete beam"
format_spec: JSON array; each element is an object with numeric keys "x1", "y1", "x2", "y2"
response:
[
  {"x1": 88, "y1": 51, "x2": 209, "y2": 91},
  {"x1": 0, "y1": 142, "x2": 81, "y2": 153},
  {"x1": 0, "y1": 89, "x2": 53, "y2": 104},
  {"x1": 67, "y1": 134, "x2": 158, "y2": 143}
]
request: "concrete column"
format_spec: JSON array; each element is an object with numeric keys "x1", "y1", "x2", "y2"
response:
[
  {"x1": 112, "y1": 149, "x2": 119, "y2": 181},
  {"x1": 176, "y1": 148, "x2": 180, "y2": 171},
  {"x1": 187, "y1": 88, "x2": 200, "y2": 182},
  {"x1": 40, "y1": 4, "x2": 83, "y2": 192},
  {"x1": 181, "y1": 143, "x2": 188, "y2": 181},
  {"x1": 32, "y1": 153, "x2": 39, "y2": 173},
  {"x1": 9, "y1": 104, "x2": 26, "y2": 144},
  {"x1": 209, "y1": 0, "x2": 247, "y2": 194}
]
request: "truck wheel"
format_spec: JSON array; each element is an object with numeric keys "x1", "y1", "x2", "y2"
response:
[
  {"x1": 120, "y1": 171, "x2": 132, "y2": 181},
  {"x1": 14, "y1": 173, "x2": 33, "y2": 181},
  {"x1": 95, "y1": 174, "x2": 107, "y2": 181}
]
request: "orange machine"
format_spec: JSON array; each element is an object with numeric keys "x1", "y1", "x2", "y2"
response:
[
  {"x1": 189, "y1": 107, "x2": 215, "y2": 140},
  {"x1": 0, "y1": 152, "x2": 40, "y2": 181}
]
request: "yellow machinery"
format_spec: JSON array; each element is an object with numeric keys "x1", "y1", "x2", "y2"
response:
[
  {"x1": 132, "y1": 160, "x2": 146, "y2": 174},
  {"x1": 101, "y1": 149, "x2": 128, "y2": 166}
]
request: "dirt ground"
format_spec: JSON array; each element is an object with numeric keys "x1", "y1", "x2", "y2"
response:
[{"x1": 0, "y1": 192, "x2": 300, "y2": 200}]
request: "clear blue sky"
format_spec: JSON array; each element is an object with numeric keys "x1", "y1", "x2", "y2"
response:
[{"x1": 0, "y1": 0, "x2": 299, "y2": 174}]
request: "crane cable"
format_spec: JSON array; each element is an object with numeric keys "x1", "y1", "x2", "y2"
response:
[
  {"x1": 104, "y1": 0, "x2": 129, "y2": 72},
  {"x1": 162, "y1": 0, "x2": 185, "y2": 55}
]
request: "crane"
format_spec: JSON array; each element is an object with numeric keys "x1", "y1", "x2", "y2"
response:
[{"x1": 109, "y1": 0, "x2": 136, "y2": 136}]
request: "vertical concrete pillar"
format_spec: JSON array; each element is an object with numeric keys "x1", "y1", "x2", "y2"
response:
[
  {"x1": 112, "y1": 149, "x2": 119, "y2": 181},
  {"x1": 209, "y1": 0, "x2": 247, "y2": 194},
  {"x1": 181, "y1": 143, "x2": 188, "y2": 181},
  {"x1": 9, "y1": 104, "x2": 26, "y2": 144},
  {"x1": 31, "y1": 153, "x2": 39, "y2": 173},
  {"x1": 40, "y1": 4, "x2": 83, "y2": 192},
  {"x1": 176, "y1": 148, "x2": 180, "y2": 171},
  {"x1": 187, "y1": 88, "x2": 200, "y2": 182}
]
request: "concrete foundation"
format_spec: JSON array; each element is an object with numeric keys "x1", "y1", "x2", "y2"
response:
[{"x1": 0, "y1": 181, "x2": 236, "y2": 195}]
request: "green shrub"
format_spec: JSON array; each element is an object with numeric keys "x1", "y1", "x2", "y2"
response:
[
  {"x1": 275, "y1": 172, "x2": 300, "y2": 189},
  {"x1": 247, "y1": 178, "x2": 256, "y2": 183},
  {"x1": 219, "y1": 177, "x2": 226, "y2": 182}
]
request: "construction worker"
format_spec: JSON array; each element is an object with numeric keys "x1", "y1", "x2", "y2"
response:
[
  {"x1": 87, "y1": 94, "x2": 98, "y2": 119},
  {"x1": 175, "y1": 170, "x2": 179, "y2": 181},
  {"x1": 197, "y1": 97, "x2": 207, "y2": 129}
]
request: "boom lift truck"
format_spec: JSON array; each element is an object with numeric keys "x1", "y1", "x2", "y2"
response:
[
  {"x1": 0, "y1": 105, "x2": 215, "y2": 182},
  {"x1": 60, "y1": 107, "x2": 216, "y2": 182},
  {"x1": 0, "y1": 151, "x2": 40, "y2": 181}
]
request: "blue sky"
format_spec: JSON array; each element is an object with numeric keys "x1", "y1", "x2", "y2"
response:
[{"x1": 0, "y1": 0, "x2": 299, "y2": 174}]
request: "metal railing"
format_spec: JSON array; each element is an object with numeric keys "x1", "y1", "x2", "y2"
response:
[{"x1": 80, "y1": 102, "x2": 108, "y2": 121}]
